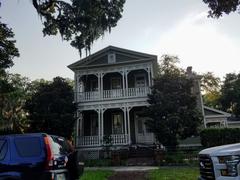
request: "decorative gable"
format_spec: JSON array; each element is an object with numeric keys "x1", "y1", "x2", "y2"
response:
[{"x1": 68, "y1": 46, "x2": 157, "y2": 70}]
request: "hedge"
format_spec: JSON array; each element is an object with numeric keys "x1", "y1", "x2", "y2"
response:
[
  {"x1": 200, "y1": 128, "x2": 240, "y2": 148},
  {"x1": 0, "y1": 128, "x2": 21, "y2": 136}
]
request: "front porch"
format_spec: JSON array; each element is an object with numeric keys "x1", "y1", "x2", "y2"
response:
[{"x1": 76, "y1": 107, "x2": 155, "y2": 148}]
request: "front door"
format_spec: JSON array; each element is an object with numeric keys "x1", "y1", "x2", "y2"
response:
[{"x1": 134, "y1": 112, "x2": 154, "y2": 144}]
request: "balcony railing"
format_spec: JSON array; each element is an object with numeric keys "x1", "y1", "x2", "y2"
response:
[
  {"x1": 103, "y1": 89, "x2": 124, "y2": 99},
  {"x1": 78, "y1": 134, "x2": 129, "y2": 147},
  {"x1": 76, "y1": 87, "x2": 150, "y2": 102}
]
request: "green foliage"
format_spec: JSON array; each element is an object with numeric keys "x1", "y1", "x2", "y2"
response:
[
  {"x1": 157, "y1": 55, "x2": 183, "y2": 77},
  {"x1": 201, "y1": 72, "x2": 221, "y2": 109},
  {"x1": 200, "y1": 128, "x2": 240, "y2": 147},
  {"x1": 25, "y1": 77, "x2": 76, "y2": 138},
  {"x1": 0, "y1": 127, "x2": 22, "y2": 135},
  {"x1": 203, "y1": 0, "x2": 240, "y2": 18},
  {"x1": 0, "y1": 73, "x2": 31, "y2": 132},
  {"x1": 201, "y1": 72, "x2": 221, "y2": 93},
  {"x1": 0, "y1": 17, "x2": 19, "y2": 75},
  {"x1": 148, "y1": 167, "x2": 199, "y2": 180},
  {"x1": 81, "y1": 170, "x2": 113, "y2": 180},
  {"x1": 220, "y1": 73, "x2": 240, "y2": 117},
  {"x1": 162, "y1": 150, "x2": 199, "y2": 166},
  {"x1": 144, "y1": 55, "x2": 202, "y2": 149},
  {"x1": 203, "y1": 90, "x2": 221, "y2": 109},
  {"x1": 32, "y1": 0, "x2": 125, "y2": 56}
]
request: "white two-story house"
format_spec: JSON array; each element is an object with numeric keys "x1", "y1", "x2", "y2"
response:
[{"x1": 68, "y1": 46, "x2": 158, "y2": 159}]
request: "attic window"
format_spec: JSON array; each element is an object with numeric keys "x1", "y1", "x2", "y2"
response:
[{"x1": 108, "y1": 53, "x2": 116, "y2": 64}]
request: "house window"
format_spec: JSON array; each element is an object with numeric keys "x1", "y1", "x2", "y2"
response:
[
  {"x1": 135, "y1": 74, "x2": 146, "y2": 87},
  {"x1": 90, "y1": 79, "x2": 98, "y2": 91},
  {"x1": 112, "y1": 113, "x2": 123, "y2": 134},
  {"x1": 108, "y1": 53, "x2": 116, "y2": 64},
  {"x1": 90, "y1": 114, "x2": 98, "y2": 136},
  {"x1": 111, "y1": 77, "x2": 121, "y2": 89}
]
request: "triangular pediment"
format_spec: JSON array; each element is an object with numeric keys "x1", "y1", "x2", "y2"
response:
[{"x1": 68, "y1": 46, "x2": 157, "y2": 70}]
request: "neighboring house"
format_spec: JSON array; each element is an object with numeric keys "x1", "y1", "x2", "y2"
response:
[
  {"x1": 68, "y1": 46, "x2": 158, "y2": 159},
  {"x1": 204, "y1": 106, "x2": 231, "y2": 128}
]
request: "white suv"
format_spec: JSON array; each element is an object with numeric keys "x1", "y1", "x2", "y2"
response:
[{"x1": 199, "y1": 143, "x2": 240, "y2": 180}]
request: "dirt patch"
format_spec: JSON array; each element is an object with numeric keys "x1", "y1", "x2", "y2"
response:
[{"x1": 108, "y1": 171, "x2": 148, "y2": 180}]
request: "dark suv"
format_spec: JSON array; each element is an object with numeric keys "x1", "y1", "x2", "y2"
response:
[{"x1": 0, "y1": 133, "x2": 84, "y2": 180}]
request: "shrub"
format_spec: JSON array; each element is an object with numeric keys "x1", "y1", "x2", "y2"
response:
[{"x1": 200, "y1": 128, "x2": 240, "y2": 147}]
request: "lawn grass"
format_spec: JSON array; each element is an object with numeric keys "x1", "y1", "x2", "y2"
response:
[
  {"x1": 147, "y1": 167, "x2": 199, "y2": 180},
  {"x1": 80, "y1": 167, "x2": 199, "y2": 180},
  {"x1": 80, "y1": 170, "x2": 113, "y2": 180}
]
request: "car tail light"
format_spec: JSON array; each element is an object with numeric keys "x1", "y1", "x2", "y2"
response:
[{"x1": 44, "y1": 136, "x2": 54, "y2": 170}]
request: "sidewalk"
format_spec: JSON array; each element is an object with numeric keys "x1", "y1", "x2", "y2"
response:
[{"x1": 85, "y1": 166, "x2": 159, "y2": 172}]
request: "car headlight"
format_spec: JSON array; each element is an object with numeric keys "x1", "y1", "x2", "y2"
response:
[{"x1": 218, "y1": 155, "x2": 240, "y2": 177}]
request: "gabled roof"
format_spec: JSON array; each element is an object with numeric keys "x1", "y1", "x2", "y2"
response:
[
  {"x1": 204, "y1": 106, "x2": 231, "y2": 118},
  {"x1": 68, "y1": 46, "x2": 157, "y2": 70}
]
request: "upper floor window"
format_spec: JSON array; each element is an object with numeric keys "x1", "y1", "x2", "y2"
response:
[{"x1": 108, "y1": 53, "x2": 116, "y2": 64}]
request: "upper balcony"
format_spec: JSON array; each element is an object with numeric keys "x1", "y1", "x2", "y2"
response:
[{"x1": 75, "y1": 69, "x2": 152, "y2": 103}]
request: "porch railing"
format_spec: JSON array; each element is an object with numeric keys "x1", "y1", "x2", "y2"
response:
[
  {"x1": 110, "y1": 134, "x2": 129, "y2": 145},
  {"x1": 78, "y1": 135, "x2": 99, "y2": 147},
  {"x1": 78, "y1": 134, "x2": 128, "y2": 147},
  {"x1": 76, "y1": 87, "x2": 150, "y2": 102}
]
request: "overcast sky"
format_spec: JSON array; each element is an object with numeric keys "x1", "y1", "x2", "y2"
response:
[{"x1": 1, "y1": 0, "x2": 240, "y2": 80}]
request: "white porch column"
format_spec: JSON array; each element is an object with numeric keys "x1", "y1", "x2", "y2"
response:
[
  {"x1": 151, "y1": 64, "x2": 154, "y2": 86},
  {"x1": 123, "y1": 107, "x2": 127, "y2": 143},
  {"x1": 100, "y1": 73, "x2": 104, "y2": 100},
  {"x1": 97, "y1": 73, "x2": 101, "y2": 99},
  {"x1": 79, "y1": 112, "x2": 83, "y2": 136},
  {"x1": 74, "y1": 73, "x2": 77, "y2": 103},
  {"x1": 76, "y1": 117, "x2": 79, "y2": 146},
  {"x1": 147, "y1": 67, "x2": 151, "y2": 87},
  {"x1": 125, "y1": 71, "x2": 129, "y2": 97},
  {"x1": 122, "y1": 71, "x2": 125, "y2": 96},
  {"x1": 97, "y1": 108, "x2": 101, "y2": 145},
  {"x1": 101, "y1": 108, "x2": 105, "y2": 141},
  {"x1": 127, "y1": 106, "x2": 131, "y2": 144}
]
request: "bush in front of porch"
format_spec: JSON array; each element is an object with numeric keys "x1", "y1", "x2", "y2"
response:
[{"x1": 143, "y1": 56, "x2": 203, "y2": 150}]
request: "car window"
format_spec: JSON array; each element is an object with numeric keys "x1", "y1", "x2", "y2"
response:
[
  {"x1": 14, "y1": 137, "x2": 41, "y2": 157},
  {"x1": 0, "y1": 140, "x2": 7, "y2": 160},
  {"x1": 50, "y1": 136, "x2": 71, "y2": 155}
]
